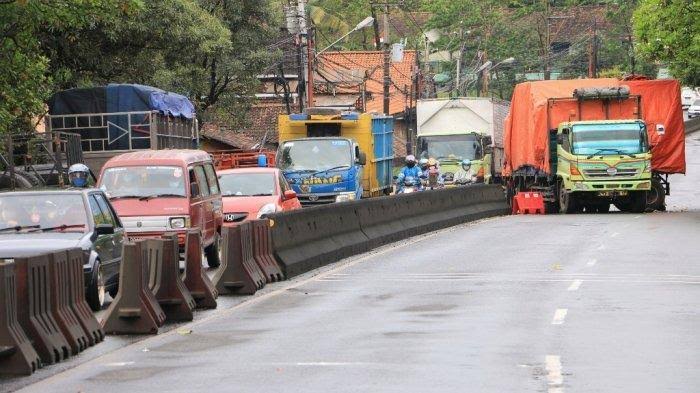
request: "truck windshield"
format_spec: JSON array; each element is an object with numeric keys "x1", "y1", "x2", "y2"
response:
[
  {"x1": 278, "y1": 140, "x2": 353, "y2": 171},
  {"x1": 219, "y1": 173, "x2": 276, "y2": 197},
  {"x1": 571, "y1": 123, "x2": 648, "y2": 156},
  {"x1": 100, "y1": 166, "x2": 186, "y2": 198},
  {"x1": 0, "y1": 194, "x2": 87, "y2": 233},
  {"x1": 419, "y1": 135, "x2": 482, "y2": 161}
]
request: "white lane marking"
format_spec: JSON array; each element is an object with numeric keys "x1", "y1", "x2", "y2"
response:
[
  {"x1": 634, "y1": 215, "x2": 641, "y2": 219},
  {"x1": 567, "y1": 280, "x2": 582, "y2": 291},
  {"x1": 551, "y1": 309, "x2": 568, "y2": 325},
  {"x1": 596, "y1": 244, "x2": 606, "y2": 250},
  {"x1": 611, "y1": 232, "x2": 619, "y2": 238},
  {"x1": 103, "y1": 361, "x2": 135, "y2": 367},
  {"x1": 294, "y1": 362, "x2": 371, "y2": 366},
  {"x1": 546, "y1": 355, "x2": 563, "y2": 391},
  {"x1": 586, "y1": 258, "x2": 598, "y2": 267}
]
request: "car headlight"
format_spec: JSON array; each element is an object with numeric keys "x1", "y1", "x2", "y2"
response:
[
  {"x1": 335, "y1": 192, "x2": 356, "y2": 202},
  {"x1": 257, "y1": 203, "x2": 278, "y2": 219},
  {"x1": 169, "y1": 216, "x2": 189, "y2": 229},
  {"x1": 573, "y1": 182, "x2": 587, "y2": 190}
]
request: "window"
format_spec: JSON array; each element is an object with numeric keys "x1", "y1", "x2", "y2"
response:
[
  {"x1": 93, "y1": 193, "x2": 119, "y2": 227},
  {"x1": 193, "y1": 166, "x2": 210, "y2": 197},
  {"x1": 88, "y1": 195, "x2": 109, "y2": 226},
  {"x1": 203, "y1": 164, "x2": 220, "y2": 195}
]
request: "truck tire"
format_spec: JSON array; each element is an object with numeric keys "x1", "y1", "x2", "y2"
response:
[
  {"x1": 558, "y1": 182, "x2": 581, "y2": 214},
  {"x1": 645, "y1": 178, "x2": 666, "y2": 212},
  {"x1": 204, "y1": 232, "x2": 221, "y2": 268}
]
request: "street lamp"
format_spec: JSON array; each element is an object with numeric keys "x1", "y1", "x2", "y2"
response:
[{"x1": 315, "y1": 16, "x2": 375, "y2": 58}]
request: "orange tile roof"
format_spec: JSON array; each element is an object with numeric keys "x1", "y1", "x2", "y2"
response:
[{"x1": 316, "y1": 50, "x2": 417, "y2": 115}]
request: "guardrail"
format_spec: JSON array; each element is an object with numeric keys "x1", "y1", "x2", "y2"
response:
[{"x1": 268, "y1": 184, "x2": 509, "y2": 278}]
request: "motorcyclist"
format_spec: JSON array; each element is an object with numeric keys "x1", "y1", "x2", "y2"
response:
[
  {"x1": 396, "y1": 155, "x2": 422, "y2": 191},
  {"x1": 68, "y1": 163, "x2": 91, "y2": 188},
  {"x1": 454, "y1": 159, "x2": 477, "y2": 185},
  {"x1": 425, "y1": 157, "x2": 444, "y2": 189}
]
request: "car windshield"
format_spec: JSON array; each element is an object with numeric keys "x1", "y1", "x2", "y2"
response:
[
  {"x1": 419, "y1": 135, "x2": 482, "y2": 161},
  {"x1": 0, "y1": 194, "x2": 87, "y2": 233},
  {"x1": 99, "y1": 166, "x2": 186, "y2": 198},
  {"x1": 278, "y1": 140, "x2": 353, "y2": 171},
  {"x1": 571, "y1": 123, "x2": 648, "y2": 155},
  {"x1": 219, "y1": 173, "x2": 276, "y2": 197}
]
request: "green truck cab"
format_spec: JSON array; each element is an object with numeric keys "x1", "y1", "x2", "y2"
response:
[
  {"x1": 554, "y1": 120, "x2": 651, "y2": 213},
  {"x1": 417, "y1": 133, "x2": 494, "y2": 184}
]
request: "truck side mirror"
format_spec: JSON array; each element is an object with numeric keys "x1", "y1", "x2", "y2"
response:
[
  {"x1": 357, "y1": 152, "x2": 367, "y2": 166},
  {"x1": 482, "y1": 136, "x2": 493, "y2": 146}
]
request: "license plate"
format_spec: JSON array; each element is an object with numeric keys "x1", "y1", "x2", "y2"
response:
[{"x1": 597, "y1": 191, "x2": 628, "y2": 197}]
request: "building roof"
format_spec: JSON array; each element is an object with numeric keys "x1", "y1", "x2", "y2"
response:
[
  {"x1": 201, "y1": 102, "x2": 290, "y2": 150},
  {"x1": 316, "y1": 50, "x2": 417, "y2": 115}
]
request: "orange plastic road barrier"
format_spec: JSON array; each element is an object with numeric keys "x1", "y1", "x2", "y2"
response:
[
  {"x1": 102, "y1": 242, "x2": 164, "y2": 335},
  {"x1": 213, "y1": 223, "x2": 266, "y2": 295},
  {"x1": 14, "y1": 254, "x2": 70, "y2": 364},
  {"x1": 0, "y1": 261, "x2": 41, "y2": 376},
  {"x1": 512, "y1": 192, "x2": 546, "y2": 215},
  {"x1": 145, "y1": 235, "x2": 196, "y2": 321},
  {"x1": 183, "y1": 230, "x2": 218, "y2": 309},
  {"x1": 65, "y1": 249, "x2": 104, "y2": 345},
  {"x1": 250, "y1": 219, "x2": 284, "y2": 283},
  {"x1": 48, "y1": 251, "x2": 89, "y2": 355}
]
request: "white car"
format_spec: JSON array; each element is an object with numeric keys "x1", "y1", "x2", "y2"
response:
[
  {"x1": 688, "y1": 99, "x2": 700, "y2": 119},
  {"x1": 681, "y1": 87, "x2": 699, "y2": 108}
]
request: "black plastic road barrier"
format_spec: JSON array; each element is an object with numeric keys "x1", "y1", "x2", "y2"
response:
[
  {"x1": 102, "y1": 242, "x2": 164, "y2": 335},
  {"x1": 213, "y1": 223, "x2": 265, "y2": 295},
  {"x1": 183, "y1": 230, "x2": 218, "y2": 309},
  {"x1": 144, "y1": 235, "x2": 195, "y2": 321},
  {"x1": 270, "y1": 184, "x2": 509, "y2": 278},
  {"x1": 65, "y1": 249, "x2": 104, "y2": 345},
  {"x1": 14, "y1": 254, "x2": 70, "y2": 364},
  {"x1": 47, "y1": 251, "x2": 89, "y2": 355},
  {"x1": 250, "y1": 219, "x2": 284, "y2": 282},
  {"x1": 269, "y1": 201, "x2": 371, "y2": 278},
  {"x1": 0, "y1": 261, "x2": 42, "y2": 376}
]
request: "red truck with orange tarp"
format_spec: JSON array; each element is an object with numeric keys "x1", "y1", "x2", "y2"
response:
[{"x1": 503, "y1": 78, "x2": 685, "y2": 213}]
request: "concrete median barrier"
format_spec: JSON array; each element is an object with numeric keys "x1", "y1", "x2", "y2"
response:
[
  {"x1": 144, "y1": 235, "x2": 196, "y2": 322},
  {"x1": 65, "y1": 249, "x2": 104, "y2": 345},
  {"x1": 270, "y1": 185, "x2": 509, "y2": 278},
  {"x1": 213, "y1": 223, "x2": 265, "y2": 295},
  {"x1": 183, "y1": 230, "x2": 218, "y2": 309},
  {"x1": 0, "y1": 260, "x2": 42, "y2": 376},
  {"x1": 250, "y1": 219, "x2": 284, "y2": 282},
  {"x1": 47, "y1": 251, "x2": 89, "y2": 355},
  {"x1": 14, "y1": 254, "x2": 70, "y2": 365},
  {"x1": 102, "y1": 242, "x2": 163, "y2": 335}
]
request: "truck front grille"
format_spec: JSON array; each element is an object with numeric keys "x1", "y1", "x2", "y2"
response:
[
  {"x1": 298, "y1": 194, "x2": 337, "y2": 207},
  {"x1": 583, "y1": 168, "x2": 639, "y2": 178}
]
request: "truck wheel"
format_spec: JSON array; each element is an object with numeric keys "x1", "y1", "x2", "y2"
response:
[
  {"x1": 86, "y1": 261, "x2": 106, "y2": 311},
  {"x1": 558, "y1": 182, "x2": 580, "y2": 214},
  {"x1": 645, "y1": 178, "x2": 666, "y2": 212},
  {"x1": 204, "y1": 232, "x2": 221, "y2": 268}
]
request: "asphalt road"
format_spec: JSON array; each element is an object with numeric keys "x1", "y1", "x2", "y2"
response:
[{"x1": 6, "y1": 133, "x2": 700, "y2": 393}]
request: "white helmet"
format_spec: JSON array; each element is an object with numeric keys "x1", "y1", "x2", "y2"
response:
[{"x1": 68, "y1": 163, "x2": 90, "y2": 187}]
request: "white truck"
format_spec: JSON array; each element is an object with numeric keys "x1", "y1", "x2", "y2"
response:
[{"x1": 416, "y1": 97, "x2": 508, "y2": 184}]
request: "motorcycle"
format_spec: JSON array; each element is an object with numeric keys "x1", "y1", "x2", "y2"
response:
[{"x1": 397, "y1": 176, "x2": 423, "y2": 194}]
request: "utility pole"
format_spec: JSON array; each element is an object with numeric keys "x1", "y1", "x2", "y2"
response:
[
  {"x1": 481, "y1": 50, "x2": 489, "y2": 96},
  {"x1": 297, "y1": 0, "x2": 314, "y2": 108},
  {"x1": 383, "y1": 4, "x2": 390, "y2": 115},
  {"x1": 544, "y1": 0, "x2": 551, "y2": 81},
  {"x1": 454, "y1": 27, "x2": 465, "y2": 97},
  {"x1": 422, "y1": 34, "x2": 431, "y2": 99},
  {"x1": 587, "y1": 18, "x2": 598, "y2": 78}
]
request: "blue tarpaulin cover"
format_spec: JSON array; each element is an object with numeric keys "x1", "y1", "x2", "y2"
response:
[{"x1": 49, "y1": 84, "x2": 195, "y2": 119}]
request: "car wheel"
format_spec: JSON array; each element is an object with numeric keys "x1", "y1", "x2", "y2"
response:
[
  {"x1": 86, "y1": 261, "x2": 105, "y2": 311},
  {"x1": 204, "y1": 232, "x2": 221, "y2": 269}
]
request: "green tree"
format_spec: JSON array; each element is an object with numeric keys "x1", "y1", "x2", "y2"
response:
[
  {"x1": 0, "y1": 0, "x2": 137, "y2": 134},
  {"x1": 633, "y1": 0, "x2": 700, "y2": 85}
]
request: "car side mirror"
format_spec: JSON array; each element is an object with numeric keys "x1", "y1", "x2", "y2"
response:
[
  {"x1": 190, "y1": 182, "x2": 200, "y2": 197},
  {"x1": 95, "y1": 223, "x2": 114, "y2": 235},
  {"x1": 283, "y1": 190, "x2": 297, "y2": 200},
  {"x1": 357, "y1": 152, "x2": 367, "y2": 166}
]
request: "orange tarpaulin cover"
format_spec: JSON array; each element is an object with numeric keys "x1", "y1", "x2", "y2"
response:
[{"x1": 503, "y1": 78, "x2": 686, "y2": 176}]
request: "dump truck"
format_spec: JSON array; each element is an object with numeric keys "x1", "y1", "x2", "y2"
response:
[
  {"x1": 416, "y1": 97, "x2": 508, "y2": 184},
  {"x1": 46, "y1": 84, "x2": 199, "y2": 174},
  {"x1": 277, "y1": 109, "x2": 393, "y2": 207},
  {"x1": 503, "y1": 78, "x2": 685, "y2": 213}
]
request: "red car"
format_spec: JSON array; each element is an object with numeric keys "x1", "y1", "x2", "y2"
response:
[{"x1": 217, "y1": 168, "x2": 301, "y2": 224}]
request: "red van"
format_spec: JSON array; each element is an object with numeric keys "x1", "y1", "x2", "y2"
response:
[{"x1": 97, "y1": 150, "x2": 224, "y2": 267}]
